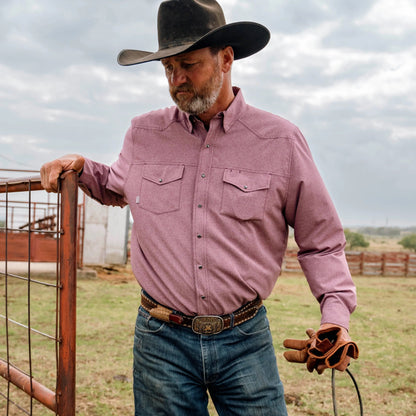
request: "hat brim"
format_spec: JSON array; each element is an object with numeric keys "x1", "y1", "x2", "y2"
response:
[{"x1": 118, "y1": 21, "x2": 270, "y2": 66}]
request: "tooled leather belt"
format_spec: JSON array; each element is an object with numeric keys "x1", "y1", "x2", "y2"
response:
[{"x1": 140, "y1": 291, "x2": 263, "y2": 335}]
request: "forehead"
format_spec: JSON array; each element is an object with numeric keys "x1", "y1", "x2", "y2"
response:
[{"x1": 161, "y1": 47, "x2": 212, "y2": 64}]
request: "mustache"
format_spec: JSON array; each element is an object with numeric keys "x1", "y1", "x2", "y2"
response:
[{"x1": 171, "y1": 84, "x2": 195, "y2": 94}]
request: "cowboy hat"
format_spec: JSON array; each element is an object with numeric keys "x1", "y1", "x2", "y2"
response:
[{"x1": 118, "y1": 0, "x2": 270, "y2": 66}]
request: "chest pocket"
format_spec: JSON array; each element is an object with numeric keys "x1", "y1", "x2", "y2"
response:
[
  {"x1": 221, "y1": 169, "x2": 271, "y2": 221},
  {"x1": 139, "y1": 164, "x2": 184, "y2": 214}
]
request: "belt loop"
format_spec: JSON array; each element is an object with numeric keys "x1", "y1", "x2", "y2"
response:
[{"x1": 229, "y1": 313, "x2": 235, "y2": 329}]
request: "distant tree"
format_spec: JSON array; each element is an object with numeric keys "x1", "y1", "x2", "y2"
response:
[
  {"x1": 398, "y1": 234, "x2": 416, "y2": 252},
  {"x1": 359, "y1": 226, "x2": 401, "y2": 237},
  {"x1": 344, "y1": 229, "x2": 370, "y2": 250}
]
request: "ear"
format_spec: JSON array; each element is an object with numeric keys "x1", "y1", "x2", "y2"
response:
[{"x1": 220, "y1": 46, "x2": 234, "y2": 73}]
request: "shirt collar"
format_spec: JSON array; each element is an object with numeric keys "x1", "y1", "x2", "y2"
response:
[
  {"x1": 223, "y1": 86, "x2": 245, "y2": 132},
  {"x1": 175, "y1": 87, "x2": 247, "y2": 134}
]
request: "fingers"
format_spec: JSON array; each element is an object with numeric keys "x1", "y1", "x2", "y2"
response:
[
  {"x1": 306, "y1": 357, "x2": 327, "y2": 374},
  {"x1": 315, "y1": 362, "x2": 327, "y2": 374},
  {"x1": 283, "y1": 326, "x2": 358, "y2": 375},
  {"x1": 283, "y1": 328, "x2": 315, "y2": 350},
  {"x1": 306, "y1": 328, "x2": 316, "y2": 338},
  {"x1": 306, "y1": 356, "x2": 318, "y2": 372},
  {"x1": 283, "y1": 338, "x2": 309, "y2": 351},
  {"x1": 283, "y1": 349, "x2": 308, "y2": 363},
  {"x1": 68, "y1": 155, "x2": 85, "y2": 174},
  {"x1": 40, "y1": 155, "x2": 84, "y2": 193},
  {"x1": 40, "y1": 162, "x2": 62, "y2": 193},
  {"x1": 283, "y1": 328, "x2": 318, "y2": 366},
  {"x1": 283, "y1": 327, "x2": 317, "y2": 364}
]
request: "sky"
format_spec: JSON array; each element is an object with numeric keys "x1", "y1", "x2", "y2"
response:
[{"x1": 0, "y1": 0, "x2": 415, "y2": 227}]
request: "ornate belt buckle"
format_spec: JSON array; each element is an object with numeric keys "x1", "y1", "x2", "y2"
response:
[{"x1": 192, "y1": 315, "x2": 224, "y2": 335}]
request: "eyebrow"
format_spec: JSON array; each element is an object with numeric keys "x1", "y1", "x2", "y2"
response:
[{"x1": 161, "y1": 51, "x2": 202, "y2": 64}]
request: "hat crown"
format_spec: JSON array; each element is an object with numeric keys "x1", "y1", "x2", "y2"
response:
[
  {"x1": 117, "y1": 0, "x2": 270, "y2": 66},
  {"x1": 158, "y1": 0, "x2": 226, "y2": 50}
]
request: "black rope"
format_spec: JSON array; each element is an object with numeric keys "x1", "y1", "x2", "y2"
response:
[
  {"x1": 331, "y1": 369, "x2": 338, "y2": 415},
  {"x1": 331, "y1": 367, "x2": 363, "y2": 416}
]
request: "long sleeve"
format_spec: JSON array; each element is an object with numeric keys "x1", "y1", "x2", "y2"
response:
[
  {"x1": 284, "y1": 129, "x2": 357, "y2": 329},
  {"x1": 78, "y1": 126, "x2": 134, "y2": 207}
]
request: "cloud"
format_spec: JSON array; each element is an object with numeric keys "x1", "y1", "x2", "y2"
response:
[
  {"x1": 239, "y1": 16, "x2": 416, "y2": 146},
  {"x1": 0, "y1": 0, "x2": 415, "y2": 226},
  {"x1": 357, "y1": 0, "x2": 416, "y2": 36}
]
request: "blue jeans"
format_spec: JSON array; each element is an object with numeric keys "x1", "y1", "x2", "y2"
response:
[{"x1": 133, "y1": 305, "x2": 288, "y2": 416}]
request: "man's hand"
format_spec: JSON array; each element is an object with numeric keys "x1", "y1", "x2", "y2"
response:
[
  {"x1": 40, "y1": 154, "x2": 85, "y2": 193},
  {"x1": 283, "y1": 328, "x2": 325, "y2": 373},
  {"x1": 308, "y1": 323, "x2": 359, "y2": 371},
  {"x1": 283, "y1": 323, "x2": 359, "y2": 374}
]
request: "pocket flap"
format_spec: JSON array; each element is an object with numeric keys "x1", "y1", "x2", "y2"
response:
[
  {"x1": 223, "y1": 169, "x2": 271, "y2": 192},
  {"x1": 143, "y1": 164, "x2": 184, "y2": 185}
]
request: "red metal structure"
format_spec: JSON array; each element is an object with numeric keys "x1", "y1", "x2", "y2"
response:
[
  {"x1": 0, "y1": 170, "x2": 85, "y2": 269},
  {"x1": 0, "y1": 172, "x2": 78, "y2": 415}
]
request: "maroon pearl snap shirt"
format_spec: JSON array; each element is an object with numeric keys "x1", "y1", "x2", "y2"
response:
[{"x1": 79, "y1": 87, "x2": 356, "y2": 329}]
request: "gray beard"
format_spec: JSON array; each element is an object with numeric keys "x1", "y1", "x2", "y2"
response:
[
  {"x1": 181, "y1": 84, "x2": 222, "y2": 115},
  {"x1": 171, "y1": 64, "x2": 223, "y2": 115}
]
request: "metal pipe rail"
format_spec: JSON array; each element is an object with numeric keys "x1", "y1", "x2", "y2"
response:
[{"x1": 0, "y1": 172, "x2": 78, "y2": 415}]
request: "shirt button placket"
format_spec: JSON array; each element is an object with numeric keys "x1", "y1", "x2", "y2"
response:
[{"x1": 193, "y1": 135, "x2": 213, "y2": 311}]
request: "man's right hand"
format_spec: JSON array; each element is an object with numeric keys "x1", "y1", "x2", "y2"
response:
[{"x1": 40, "y1": 154, "x2": 85, "y2": 193}]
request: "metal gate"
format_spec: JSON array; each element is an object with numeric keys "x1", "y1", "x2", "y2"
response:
[{"x1": 0, "y1": 172, "x2": 78, "y2": 415}]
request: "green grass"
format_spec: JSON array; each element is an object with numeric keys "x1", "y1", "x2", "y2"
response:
[
  {"x1": 1, "y1": 272, "x2": 416, "y2": 415},
  {"x1": 270, "y1": 275, "x2": 416, "y2": 415}
]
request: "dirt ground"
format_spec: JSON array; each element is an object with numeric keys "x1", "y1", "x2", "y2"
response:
[{"x1": 91, "y1": 263, "x2": 136, "y2": 282}]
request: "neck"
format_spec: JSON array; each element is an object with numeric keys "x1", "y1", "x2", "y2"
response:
[{"x1": 197, "y1": 82, "x2": 235, "y2": 128}]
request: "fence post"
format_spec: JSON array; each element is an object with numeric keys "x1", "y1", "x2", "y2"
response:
[
  {"x1": 56, "y1": 171, "x2": 78, "y2": 416},
  {"x1": 360, "y1": 252, "x2": 364, "y2": 275},
  {"x1": 405, "y1": 253, "x2": 409, "y2": 277}
]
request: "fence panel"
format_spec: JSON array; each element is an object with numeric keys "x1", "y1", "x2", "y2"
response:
[
  {"x1": 0, "y1": 172, "x2": 78, "y2": 415},
  {"x1": 283, "y1": 249, "x2": 416, "y2": 277},
  {"x1": 383, "y1": 252, "x2": 409, "y2": 276},
  {"x1": 362, "y1": 252, "x2": 383, "y2": 276},
  {"x1": 408, "y1": 254, "x2": 416, "y2": 276}
]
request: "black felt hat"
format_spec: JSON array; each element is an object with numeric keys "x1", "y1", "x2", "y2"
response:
[{"x1": 118, "y1": 0, "x2": 270, "y2": 66}]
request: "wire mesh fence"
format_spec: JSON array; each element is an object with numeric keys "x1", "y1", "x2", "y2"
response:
[{"x1": 0, "y1": 172, "x2": 78, "y2": 415}]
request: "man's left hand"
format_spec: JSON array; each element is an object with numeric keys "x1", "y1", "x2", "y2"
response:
[{"x1": 283, "y1": 323, "x2": 359, "y2": 374}]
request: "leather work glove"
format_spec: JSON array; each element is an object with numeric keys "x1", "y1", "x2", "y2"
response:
[
  {"x1": 283, "y1": 324, "x2": 359, "y2": 374},
  {"x1": 308, "y1": 324, "x2": 359, "y2": 371},
  {"x1": 283, "y1": 328, "x2": 325, "y2": 373}
]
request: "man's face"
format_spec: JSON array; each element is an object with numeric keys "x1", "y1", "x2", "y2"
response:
[{"x1": 161, "y1": 47, "x2": 223, "y2": 115}]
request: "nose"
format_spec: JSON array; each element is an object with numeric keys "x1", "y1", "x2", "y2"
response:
[{"x1": 169, "y1": 67, "x2": 187, "y2": 87}]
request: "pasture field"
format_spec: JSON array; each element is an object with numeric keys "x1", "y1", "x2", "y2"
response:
[{"x1": 1, "y1": 268, "x2": 415, "y2": 415}]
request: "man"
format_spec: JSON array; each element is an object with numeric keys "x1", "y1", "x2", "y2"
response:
[{"x1": 41, "y1": 1, "x2": 358, "y2": 415}]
